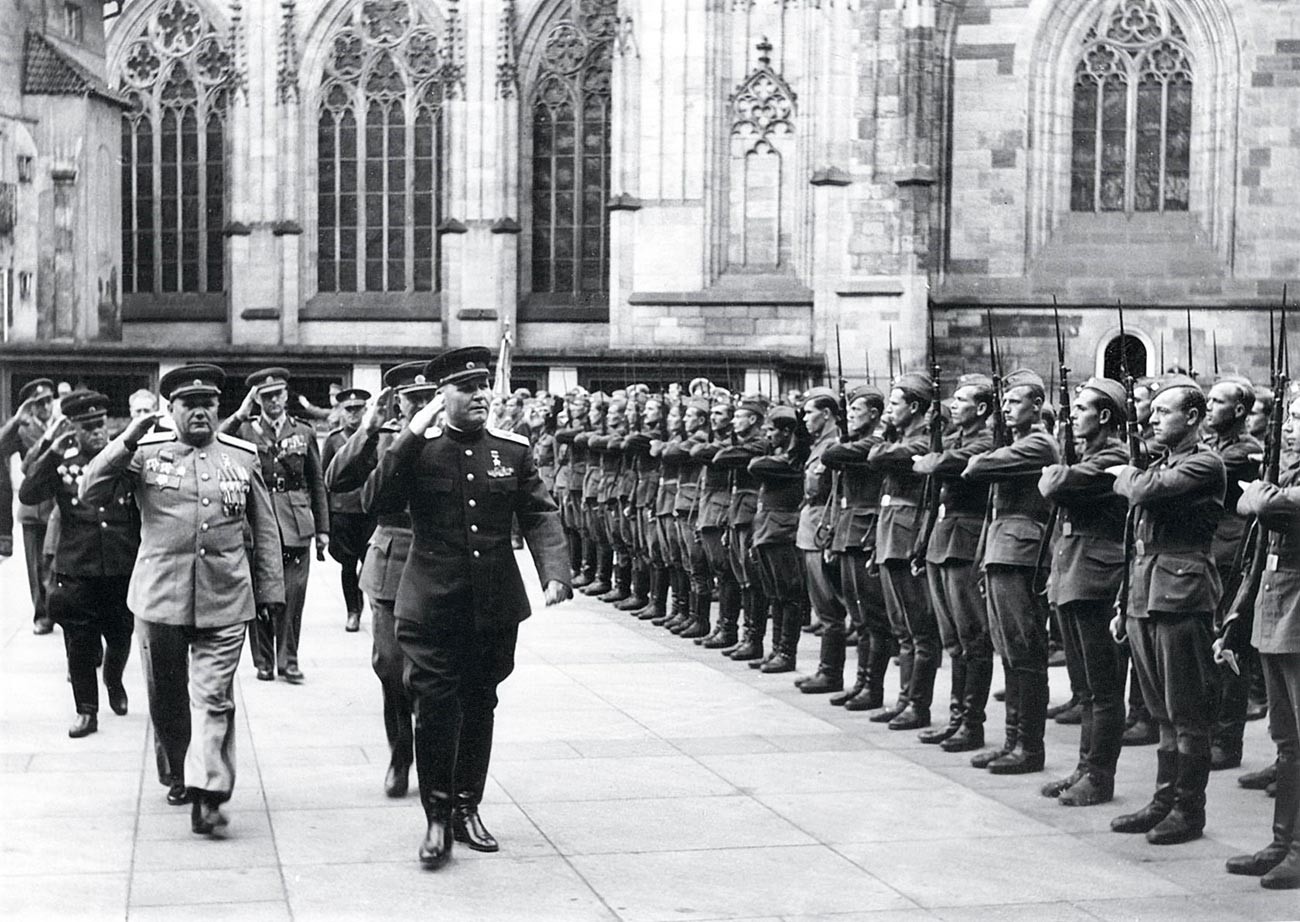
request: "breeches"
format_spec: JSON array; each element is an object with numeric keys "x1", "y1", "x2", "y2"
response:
[{"x1": 1127, "y1": 611, "x2": 1219, "y2": 757}]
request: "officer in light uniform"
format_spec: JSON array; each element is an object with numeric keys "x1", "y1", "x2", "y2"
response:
[
  {"x1": 81, "y1": 364, "x2": 284, "y2": 834},
  {"x1": 363, "y1": 346, "x2": 571, "y2": 870},
  {"x1": 221, "y1": 367, "x2": 329, "y2": 683}
]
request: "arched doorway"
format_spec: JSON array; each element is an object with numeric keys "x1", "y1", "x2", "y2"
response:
[{"x1": 1103, "y1": 334, "x2": 1148, "y2": 381}]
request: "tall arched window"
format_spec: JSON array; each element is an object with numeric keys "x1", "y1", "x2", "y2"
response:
[
  {"x1": 1103, "y1": 333, "x2": 1148, "y2": 380},
  {"x1": 526, "y1": 0, "x2": 615, "y2": 302},
  {"x1": 1070, "y1": 0, "x2": 1191, "y2": 213},
  {"x1": 117, "y1": 0, "x2": 231, "y2": 295},
  {"x1": 316, "y1": 1, "x2": 445, "y2": 294}
]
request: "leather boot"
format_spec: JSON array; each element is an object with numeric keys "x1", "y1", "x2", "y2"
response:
[
  {"x1": 617, "y1": 562, "x2": 649, "y2": 611},
  {"x1": 679, "y1": 585, "x2": 712, "y2": 639},
  {"x1": 919, "y1": 655, "x2": 966, "y2": 744},
  {"x1": 1058, "y1": 770, "x2": 1115, "y2": 806},
  {"x1": 419, "y1": 795, "x2": 455, "y2": 869},
  {"x1": 660, "y1": 570, "x2": 691, "y2": 630},
  {"x1": 1147, "y1": 748, "x2": 1210, "y2": 844},
  {"x1": 1042, "y1": 766, "x2": 1087, "y2": 799},
  {"x1": 635, "y1": 567, "x2": 665, "y2": 620},
  {"x1": 68, "y1": 711, "x2": 98, "y2": 739},
  {"x1": 801, "y1": 626, "x2": 846, "y2": 694},
  {"x1": 831, "y1": 656, "x2": 868, "y2": 706},
  {"x1": 571, "y1": 536, "x2": 595, "y2": 588},
  {"x1": 414, "y1": 708, "x2": 459, "y2": 868},
  {"x1": 1122, "y1": 718, "x2": 1159, "y2": 746},
  {"x1": 704, "y1": 579, "x2": 741, "y2": 648},
  {"x1": 888, "y1": 703, "x2": 930, "y2": 730},
  {"x1": 1261, "y1": 845, "x2": 1300, "y2": 890},
  {"x1": 972, "y1": 667, "x2": 1019, "y2": 768},
  {"x1": 751, "y1": 602, "x2": 783, "y2": 669},
  {"x1": 844, "y1": 635, "x2": 889, "y2": 711},
  {"x1": 581, "y1": 545, "x2": 613, "y2": 595},
  {"x1": 1231, "y1": 762, "x2": 1297, "y2": 877},
  {"x1": 761, "y1": 601, "x2": 800, "y2": 673},
  {"x1": 942, "y1": 654, "x2": 991, "y2": 752},
  {"x1": 599, "y1": 561, "x2": 632, "y2": 602},
  {"x1": 1240, "y1": 760, "x2": 1279, "y2": 791},
  {"x1": 729, "y1": 587, "x2": 767, "y2": 660},
  {"x1": 1111, "y1": 748, "x2": 1177, "y2": 833},
  {"x1": 989, "y1": 670, "x2": 1048, "y2": 775}
]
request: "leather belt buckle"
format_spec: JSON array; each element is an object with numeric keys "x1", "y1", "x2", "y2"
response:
[
  {"x1": 1267, "y1": 553, "x2": 1279, "y2": 572},
  {"x1": 1061, "y1": 522, "x2": 1073, "y2": 537},
  {"x1": 880, "y1": 494, "x2": 892, "y2": 508}
]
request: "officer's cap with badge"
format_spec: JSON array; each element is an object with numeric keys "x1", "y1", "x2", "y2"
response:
[
  {"x1": 384, "y1": 361, "x2": 438, "y2": 396},
  {"x1": 19, "y1": 378, "x2": 56, "y2": 404},
  {"x1": 61, "y1": 390, "x2": 111, "y2": 427},
  {"x1": 245, "y1": 367, "x2": 290, "y2": 398},
  {"x1": 422, "y1": 346, "x2": 492, "y2": 389},
  {"x1": 160, "y1": 364, "x2": 225, "y2": 403},
  {"x1": 336, "y1": 388, "x2": 370, "y2": 409}
]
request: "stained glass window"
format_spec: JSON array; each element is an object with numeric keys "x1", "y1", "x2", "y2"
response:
[
  {"x1": 117, "y1": 0, "x2": 230, "y2": 294},
  {"x1": 528, "y1": 0, "x2": 615, "y2": 297},
  {"x1": 1071, "y1": 0, "x2": 1191, "y2": 213},
  {"x1": 317, "y1": 0, "x2": 444, "y2": 294}
]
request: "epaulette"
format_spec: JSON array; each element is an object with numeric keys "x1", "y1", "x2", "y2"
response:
[
  {"x1": 216, "y1": 432, "x2": 258, "y2": 453},
  {"x1": 138, "y1": 430, "x2": 177, "y2": 446},
  {"x1": 488, "y1": 426, "x2": 530, "y2": 447},
  {"x1": 423, "y1": 426, "x2": 444, "y2": 440}
]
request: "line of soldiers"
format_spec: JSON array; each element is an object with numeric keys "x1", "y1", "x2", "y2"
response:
[{"x1": 530, "y1": 367, "x2": 1297, "y2": 891}]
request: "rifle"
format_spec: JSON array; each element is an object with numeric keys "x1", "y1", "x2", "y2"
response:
[
  {"x1": 1186, "y1": 308, "x2": 1196, "y2": 380},
  {"x1": 1218, "y1": 288, "x2": 1289, "y2": 668},
  {"x1": 835, "y1": 324, "x2": 849, "y2": 439},
  {"x1": 1213, "y1": 331, "x2": 1219, "y2": 377},
  {"x1": 1036, "y1": 298, "x2": 1075, "y2": 589},
  {"x1": 1115, "y1": 301, "x2": 1148, "y2": 633},
  {"x1": 911, "y1": 311, "x2": 945, "y2": 575},
  {"x1": 972, "y1": 310, "x2": 1005, "y2": 571}
]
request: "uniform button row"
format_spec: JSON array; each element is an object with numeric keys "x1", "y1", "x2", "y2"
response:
[
  {"x1": 199, "y1": 548, "x2": 207, "y2": 557},
  {"x1": 100, "y1": 522, "x2": 108, "y2": 529},
  {"x1": 202, "y1": 473, "x2": 210, "y2": 481},
  {"x1": 468, "y1": 499, "x2": 477, "y2": 507},
  {"x1": 466, "y1": 473, "x2": 475, "y2": 481},
  {"x1": 472, "y1": 550, "x2": 480, "y2": 558},
  {"x1": 201, "y1": 523, "x2": 209, "y2": 531},
  {"x1": 202, "y1": 498, "x2": 210, "y2": 506},
  {"x1": 470, "y1": 525, "x2": 478, "y2": 533}
]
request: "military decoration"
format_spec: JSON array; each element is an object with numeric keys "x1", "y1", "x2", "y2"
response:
[
  {"x1": 218, "y1": 453, "x2": 251, "y2": 516},
  {"x1": 487, "y1": 449, "x2": 515, "y2": 478}
]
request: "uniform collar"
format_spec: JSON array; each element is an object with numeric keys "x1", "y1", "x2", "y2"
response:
[{"x1": 445, "y1": 423, "x2": 485, "y2": 444}]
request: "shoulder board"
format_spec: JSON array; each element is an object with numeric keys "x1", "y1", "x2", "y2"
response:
[
  {"x1": 488, "y1": 426, "x2": 530, "y2": 447},
  {"x1": 326, "y1": 427, "x2": 345, "y2": 437},
  {"x1": 423, "y1": 426, "x2": 444, "y2": 440},
  {"x1": 216, "y1": 432, "x2": 259, "y2": 453},
  {"x1": 380, "y1": 420, "x2": 403, "y2": 433},
  {"x1": 137, "y1": 430, "x2": 178, "y2": 446}
]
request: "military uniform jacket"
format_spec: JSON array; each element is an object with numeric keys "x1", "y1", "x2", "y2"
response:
[
  {"x1": 80, "y1": 430, "x2": 285, "y2": 627},
  {"x1": 322, "y1": 427, "x2": 366, "y2": 515},
  {"x1": 797, "y1": 425, "x2": 841, "y2": 552},
  {"x1": 555, "y1": 425, "x2": 587, "y2": 493},
  {"x1": 1038, "y1": 438, "x2": 1128, "y2": 607},
  {"x1": 224, "y1": 415, "x2": 329, "y2": 547},
  {"x1": 593, "y1": 433, "x2": 623, "y2": 504},
  {"x1": 964, "y1": 426, "x2": 1059, "y2": 568},
  {"x1": 2, "y1": 414, "x2": 55, "y2": 526},
  {"x1": 326, "y1": 422, "x2": 412, "y2": 601},
  {"x1": 692, "y1": 432, "x2": 734, "y2": 530},
  {"x1": 613, "y1": 435, "x2": 638, "y2": 502},
  {"x1": 533, "y1": 431, "x2": 557, "y2": 493},
  {"x1": 654, "y1": 434, "x2": 682, "y2": 517},
  {"x1": 363, "y1": 424, "x2": 570, "y2": 631},
  {"x1": 1112, "y1": 434, "x2": 1226, "y2": 618},
  {"x1": 868, "y1": 418, "x2": 930, "y2": 563},
  {"x1": 1205, "y1": 430, "x2": 1262, "y2": 571},
  {"x1": 576, "y1": 432, "x2": 602, "y2": 502},
  {"x1": 665, "y1": 429, "x2": 709, "y2": 516},
  {"x1": 749, "y1": 453, "x2": 804, "y2": 547},
  {"x1": 823, "y1": 432, "x2": 886, "y2": 554},
  {"x1": 1237, "y1": 461, "x2": 1300, "y2": 653},
  {"x1": 625, "y1": 431, "x2": 660, "y2": 510},
  {"x1": 20, "y1": 444, "x2": 139, "y2": 577},
  {"x1": 714, "y1": 429, "x2": 767, "y2": 528},
  {"x1": 925, "y1": 424, "x2": 995, "y2": 565}
]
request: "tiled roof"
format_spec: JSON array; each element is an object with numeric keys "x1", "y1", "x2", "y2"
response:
[{"x1": 22, "y1": 31, "x2": 127, "y2": 106}]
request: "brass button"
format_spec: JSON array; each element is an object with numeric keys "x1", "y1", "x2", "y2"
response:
[
  {"x1": 202, "y1": 498, "x2": 210, "y2": 506},
  {"x1": 199, "y1": 453, "x2": 206, "y2": 460},
  {"x1": 472, "y1": 550, "x2": 481, "y2": 558},
  {"x1": 98, "y1": 506, "x2": 105, "y2": 513},
  {"x1": 466, "y1": 473, "x2": 474, "y2": 481},
  {"x1": 468, "y1": 499, "x2": 477, "y2": 507},
  {"x1": 201, "y1": 473, "x2": 210, "y2": 481},
  {"x1": 470, "y1": 525, "x2": 478, "y2": 533},
  {"x1": 465, "y1": 449, "x2": 473, "y2": 456},
  {"x1": 70, "y1": 497, "x2": 79, "y2": 506},
  {"x1": 201, "y1": 523, "x2": 209, "y2": 531},
  {"x1": 199, "y1": 548, "x2": 207, "y2": 557},
  {"x1": 100, "y1": 522, "x2": 108, "y2": 529}
]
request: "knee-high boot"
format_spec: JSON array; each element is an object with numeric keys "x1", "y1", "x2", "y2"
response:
[
  {"x1": 730, "y1": 585, "x2": 767, "y2": 660},
  {"x1": 972, "y1": 664, "x2": 1019, "y2": 768},
  {"x1": 617, "y1": 561, "x2": 650, "y2": 611},
  {"x1": 751, "y1": 599, "x2": 783, "y2": 669},
  {"x1": 636, "y1": 567, "x2": 668, "y2": 620},
  {"x1": 704, "y1": 578, "x2": 741, "y2": 648},
  {"x1": 920, "y1": 656, "x2": 966, "y2": 744},
  {"x1": 942, "y1": 654, "x2": 992, "y2": 752},
  {"x1": 661, "y1": 569, "x2": 692, "y2": 630}
]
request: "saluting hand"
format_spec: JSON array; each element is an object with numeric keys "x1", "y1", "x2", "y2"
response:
[
  {"x1": 543, "y1": 580, "x2": 573, "y2": 606},
  {"x1": 235, "y1": 385, "x2": 259, "y2": 422},
  {"x1": 407, "y1": 392, "x2": 446, "y2": 436},
  {"x1": 122, "y1": 411, "x2": 163, "y2": 448},
  {"x1": 51, "y1": 429, "x2": 79, "y2": 457},
  {"x1": 362, "y1": 386, "x2": 396, "y2": 434}
]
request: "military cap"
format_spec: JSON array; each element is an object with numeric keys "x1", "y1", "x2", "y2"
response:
[
  {"x1": 18, "y1": 378, "x2": 55, "y2": 403},
  {"x1": 689, "y1": 377, "x2": 713, "y2": 396},
  {"x1": 1154, "y1": 373, "x2": 1202, "y2": 395},
  {"x1": 738, "y1": 394, "x2": 770, "y2": 417},
  {"x1": 160, "y1": 364, "x2": 225, "y2": 401},
  {"x1": 1079, "y1": 377, "x2": 1128, "y2": 421},
  {"x1": 685, "y1": 396, "x2": 711, "y2": 413},
  {"x1": 803, "y1": 386, "x2": 838, "y2": 404},
  {"x1": 335, "y1": 388, "x2": 370, "y2": 408},
  {"x1": 61, "y1": 390, "x2": 110, "y2": 424},
  {"x1": 955, "y1": 373, "x2": 994, "y2": 391},
  {"x1": 847, "y1": 383, "x2": 885, "y2": 405},
  {"x1": 893, "y1": 372, "x2": 933, "y2": 402},
  {"x1": 710, "y1": 388, "x2": 734, "y2": 408},
  {"x1": 384, "y1": 361, "x2": 438, "y2": 395},
  {"x1": 767, "y1": 406, "x2": 798, "y2": 425},
  {"x1": 566, "y1": 385, "x2": 590, "y2": 398},
  {"x1": 1003, "y1": 368, "x2": 1046, "y2": 395},
  {"x1": 245, "y1": 367, "x2": 290, "y2": 396},
  {"x1": 423, "y1": 346, "x2": 492, "y2": 388}
]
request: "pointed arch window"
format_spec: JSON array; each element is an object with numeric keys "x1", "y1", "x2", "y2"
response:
[
  {"x1": 117, "y1": 0, "x2": 231, "y2": 295},
  {"x1": 526, "y1": 0, "x2": 616, "y2": 303},
  {"x1": 316, "y1": 0, "x2": 445, "y2": 295},
  {"x1": 1071, "y1": 0, "x2": 1191, "y2": 213}
]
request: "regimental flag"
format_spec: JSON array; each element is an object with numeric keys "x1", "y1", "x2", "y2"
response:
[{"x1": 494, "y1": 322, "x2": 513, "y2": 397}]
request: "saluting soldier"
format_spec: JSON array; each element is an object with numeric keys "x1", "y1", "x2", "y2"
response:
[
  {"x1": 80, "y1": 365, "x2": 284, "y2": 834},
  {"x1": 19, "y1": 391, "x2": 138, "y2": 738},
  {"x1": 625, "y1": 394, "x2": 669, "y2": 620},
  {"x1": 555, "y1": 388, "x2": 591, "y2": 583},
  {"x1": 324, "y1": 363, "x2": 432, "y2": 799},
  {"x1": 913, "y1": 374, "x2": 996, "y2": 751},
  {"x1": 797, "y1": 388, "x2": 848, "y2": 688},
  {"x1": 577, "y1": 395, "x2": 613, "y2": 596},
  {"x1": 362, "y1": 347, "x2": 571, "y2": 870},
  {"x1": 651, "y1": 397, "x2": 690, "y2": 628},
  {"x1": 1038, "y1": 378, "x2": 1131, "y2": 806},
  {"x1": 963, "y1": 369, "x2": 1060, "y2": 774},
  {"x1": 1224, "y1": 391, "x2": 1300, "y2": 889},
  {"x1": 221, "y1": 368, "x2": 329, "y2": 683},
  {"x1": 321, "y1": 387, "x2": 375, "y2": 633},
  {"x1": 663, "y1": 397, "x2": 713, "y2": 638},
  {"x1": 693, "y1": 395, "x2": 742, "y2": 648},
  {"x1": 1, "y1": 378, "x2": 58, "y2": 632},
  {"x1": 1107, "y1": 374, "x2": 1225, "y2": 846}
]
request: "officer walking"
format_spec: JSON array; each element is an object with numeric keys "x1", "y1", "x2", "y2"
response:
[
  {"x1": 363, "y1": 346, "x2": 571, "y2": 870},
  {"x1": 221, "y1": 368, "x2": 329, "y2": 683},
  {"x1": 19, "y1": 391, "x2": 137, "y2": 738},
  {"x1": 1, "y1": 378, "x2": 58, "y2": 632},
  {"x1": 80, "y1": 365, "x2": 284, "y2": 834},
  {"x1": 322, "y1": 388, "x2": 375, "y2": 633}
]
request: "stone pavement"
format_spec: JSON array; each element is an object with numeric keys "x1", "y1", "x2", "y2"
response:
[{"x1": 1, "y1": 537, "x2": 1295, "y2": 922}]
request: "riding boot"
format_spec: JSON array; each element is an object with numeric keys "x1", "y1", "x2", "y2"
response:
[
  {"x1": 845, "y1": 633, "x2": 890, "y2": 711},
  {"x1": 988, "y1": 670, "x2": 1047, "y2": 774},
  {"x1": 919, "y1": 655, "x2": 965, "y2": 744},
  {"x1": 600, "y1": 560, "x2": 632, "y2": 603},
  {"x1": 1252, "y1": 760, "x2": 1300, "y2": 887},
  {"x1": 831, "y1": 637, "x2": 870, "y2": 706},
  {"x1": 800, "y1": 627, "x2": 846, "y2": 694},
  {"x1": 680, "y1": 583, "x2": 713, "y2": 639},
  {"x1": 571, "y1": 535, "x2": 596, "y2": 588},
  {"x1": 661, "y1": 569, "x2": 692, "y2": 630},
  {"x1": 617, "y1": 562, "x2": 649, "y2": 611},
  {"x1": 413, "y1": 708, "x2": 459, "y2": 869},
  {"x1": 751, "y1": 601, "x2": 783, "y2": 669},
  {"x1": 729, "y1": 586, "x2": 767, "y2": 660},
  {"x1": 704, "y1": 578, "x2": 741, "y2": 649},
  {"x1": 1111, "y1": 748, "x2": 1178, "y2": 833},
  {"x1": 637, "y1": 567, "x2": 669, "y2": 620},
  {"x1": 1147, "y1": 747, "x2": 1210, "y2": 844},
  {"x1": 761, "y1": 599, "x2": 800, "y2": 673},
  {"x1": 889, "y1": 642, "x2": 936, "y2": 729},
  {"x1": 972, "y1": 665, "x2": 1019, "y2": 768},
  {"x1": 581, "y1": 544, "x2": 613, "y2": 595},
  {"x1": 942, "y1": 654, "x2": 991, "y2": 752}
]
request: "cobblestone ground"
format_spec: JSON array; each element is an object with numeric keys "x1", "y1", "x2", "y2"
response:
[{"x1": 1, "y1": 537, "x2": 1294, "y2": 921}]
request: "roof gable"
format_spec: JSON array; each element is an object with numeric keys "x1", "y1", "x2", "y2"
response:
[{"x1": 22, "y1": 31, "x2": 126, "y2": 106}]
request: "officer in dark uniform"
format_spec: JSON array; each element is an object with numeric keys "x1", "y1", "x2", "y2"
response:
[
  {"x1": 363, "y1": 346, "x2": 572, "y2": 870},
  {"x1": 693, "y1": 396, "x2": 742, "y2": 648},
  {"x1": 19, "y1": 391, "x2": 138, "y2": 738},
  {"x1": 1038, "y1": 377, "x2": 1130, "y2": 805},
  {"x1": 663, "y1": 398, "x2": 713, "y2": 637},
  {"x1": 221, "y1": 368, "x2": 329, "y2": 683},
  {"x1": 322, "y1": 387, "x2": 374, "y2": 633},
  {"x1": 1108, "y1": 374, "x2": 1225, "y2": 845},
  {"x1": 1, "y1": 378, "x2": 58, "y2": 632},
  {"x1": 324, "y1": 363, "x2": 433, "y2": 798}
]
